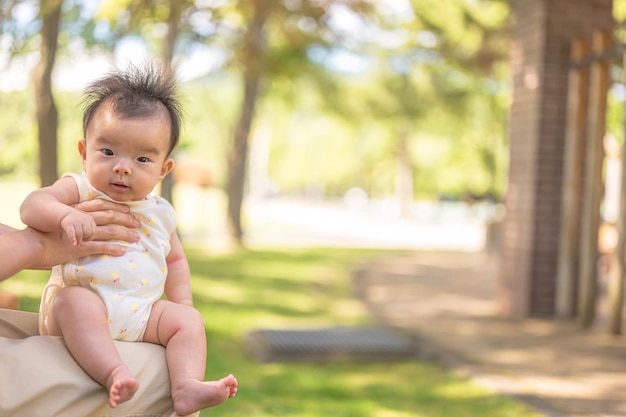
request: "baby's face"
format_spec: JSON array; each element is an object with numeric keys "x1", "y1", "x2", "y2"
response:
[{"x1": 79, "y1": 104, "x2": 174, "y2": 202}]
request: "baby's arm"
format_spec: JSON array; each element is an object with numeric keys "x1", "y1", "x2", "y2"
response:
[
  {"x1": 20, "y1": 177, "x2": 96, "y2": 246},
  {"x1": 164, "y1": 232, "x2": 193, "y2": 306}
]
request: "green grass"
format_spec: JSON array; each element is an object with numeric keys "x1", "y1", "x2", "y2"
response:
[{"x1": 0, "y1": 246, "x2": 542, "y2": 417}]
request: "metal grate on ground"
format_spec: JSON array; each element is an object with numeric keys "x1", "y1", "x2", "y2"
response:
[{"x1": 244, "y1": 326, "x2": 416, "y2": 362}]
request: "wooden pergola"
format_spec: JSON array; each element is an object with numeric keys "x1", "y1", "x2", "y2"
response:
[
  {"x1": 499, "y1": 0, "x2": 617, "y2": 329},
  {"x1": 555, "y1": 30, "x2": 621, "y2": 332}
]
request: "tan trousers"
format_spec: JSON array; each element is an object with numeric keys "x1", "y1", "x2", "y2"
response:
[{"x1": 0, "y1": 308, "x2": 196, "y2": 417}]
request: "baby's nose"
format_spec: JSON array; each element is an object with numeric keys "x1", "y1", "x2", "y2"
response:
[{"x1": 114, "y1": 161, "x2": 131, "y2": 175}]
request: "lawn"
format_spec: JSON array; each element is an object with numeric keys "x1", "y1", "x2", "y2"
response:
[{"x1": 1, "y1": 246, "x2": 542, "y2": 417}]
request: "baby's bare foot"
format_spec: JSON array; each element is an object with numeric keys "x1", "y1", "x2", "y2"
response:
[
  {"x1": 107, "y1": 366, "x2": 139, "y2": 408},
  {"x1": 173, "y1": 374, "x2": 238, "y2": 416}
]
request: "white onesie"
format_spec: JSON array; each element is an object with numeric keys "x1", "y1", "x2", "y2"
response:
[{"x1": 39, "y1": 172, "x2": 177, "y2": 341}]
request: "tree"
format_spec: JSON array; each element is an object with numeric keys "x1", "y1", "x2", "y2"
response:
[
  {"x1": 17, "y1": 0, "x2": 509, "y2": 244},
  {"x1": 2, "y1": 0, "x2": 101, "y2": 186},
  {"x1": 219, "y1": 0, "x2": 376, "y2": 245},
  {"x1": 225, "y1": 0, "x2": 270, "y2": 243},
  {"x1": 1, "y1": 1, "x2": 64, "y2": 186},
  {"x1": 281, "y1": 0, "x2": 510, "y2": 211},
  {"x1": 33, "y1": 0, "x2": 63, "y2": 186},
  {"x1": 360, "y1": 0, "x2": 509, "y2": 202}
]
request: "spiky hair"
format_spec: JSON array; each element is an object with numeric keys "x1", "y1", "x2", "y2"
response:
[{"x1": 82, "y1": 61, "x2": 183, "y2": 155}]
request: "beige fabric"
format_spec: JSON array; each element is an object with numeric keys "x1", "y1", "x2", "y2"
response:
[
  {"x1": 38, "y1": 265, "x2": 63, "y2": 336},
  {"x1": 0, "y1": 308, "x2": 198, "y2": 417}
]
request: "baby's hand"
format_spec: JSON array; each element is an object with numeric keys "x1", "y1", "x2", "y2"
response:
[{"x1": 60, "y1": 210, "x2": 98, "y2": 246}]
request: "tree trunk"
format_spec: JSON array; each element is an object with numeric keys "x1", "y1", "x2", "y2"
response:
[
  {"x1": 33, "y1": 0, "x2": 62, "y2": 187},
  {"x1": 159, "y1": 0, "x2": 181, "y2": 204},
  {"x1": 226, "y1": 0, "x2": 269, "y2": 245},
  {"x1": 395, "y1": 122, "x2": 413, "y2": 219}
]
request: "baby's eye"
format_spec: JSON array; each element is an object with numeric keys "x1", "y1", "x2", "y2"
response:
[
  {"x1": 101, "y1": 148, "x2": 114, "y2": 156},
  {"x1": 137, "y1": 156, "x2": 150, "y2": 163}
]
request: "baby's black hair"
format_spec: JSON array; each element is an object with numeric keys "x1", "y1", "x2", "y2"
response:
[{"x1": 82, "y1": 61, "x2": 182, "y2": 155}]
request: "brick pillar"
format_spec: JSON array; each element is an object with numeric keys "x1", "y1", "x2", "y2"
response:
[{"x1": 500, "y1": 0, "x2": 613, "y2": 318}]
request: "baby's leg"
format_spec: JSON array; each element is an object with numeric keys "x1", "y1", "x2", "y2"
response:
[
  {"x1": 144, "y1": 300, "x2": 238, "y2": 416},
  {"x1": 46, "y1": 286, "x2": 139, "y2": 408}
]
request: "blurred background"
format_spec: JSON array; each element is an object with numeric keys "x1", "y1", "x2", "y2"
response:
[
  {"x1": 6, "y1": 2, "x2": 626, "y2": 417},
  {"x1": 0, "y1": 0, "x2": 511, "y2": 251}
]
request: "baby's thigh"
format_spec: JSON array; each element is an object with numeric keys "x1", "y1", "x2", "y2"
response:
[
  {"x1": 46, "y1": 286, "x2": 106, "y2": 336},
  {"x1": 143, "y1": 300, "x2": 205, "y2": 345}
]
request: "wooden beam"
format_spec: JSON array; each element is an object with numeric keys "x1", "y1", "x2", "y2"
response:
[
  {"x1": 556, "y1": 39, "x2": 589, "y2": 318},
  {"x1": 577, "y1": 30, "x2": 612, "y2": 329},
  {"x1": 606, "y1": 50, "x2": 626, "y2": 335}
]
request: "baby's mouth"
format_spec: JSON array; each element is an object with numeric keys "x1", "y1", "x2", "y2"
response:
[{"x1": 111, "y1": 182, "x2": 130, "y2": 191}]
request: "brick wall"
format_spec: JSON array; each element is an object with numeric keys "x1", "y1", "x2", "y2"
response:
[{"x1": 500, "y1": 0, "x2": 613, "y2": 318}]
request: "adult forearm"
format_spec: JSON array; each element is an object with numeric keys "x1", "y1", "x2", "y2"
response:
[{"x1": 0, "y1": 229, "x2": 44, "y2": 281}]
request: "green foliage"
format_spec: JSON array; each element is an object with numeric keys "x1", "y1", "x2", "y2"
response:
[
  {"x1": 607, "y1": 89, "x2": 626, "y2": 147},
  {"x1": 0, "y1": 0, "x2": 512, "y2": 202},
  {"x1": 0, "y1": 89, "x2": 37, "y2": 178},
  {"x1": 177, "y1": 74, "x2": 242, "y2": 187},
  {"x1": 2, "y1": 246, "x2": 541, "y2": 417},
  {"x1": 615, "y1": 0, "x2": 626, "y2": 23},
  {"x1": 55, "y1": 90, "x2": 86, "y2": 173},
  {"x1": 0, "y1": 63, "x2": 509, "y2": 201}
]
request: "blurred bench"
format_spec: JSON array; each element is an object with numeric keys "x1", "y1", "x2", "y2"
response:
[{"x1": 245, "y1": 326, "x2": 415, "y2": 363}]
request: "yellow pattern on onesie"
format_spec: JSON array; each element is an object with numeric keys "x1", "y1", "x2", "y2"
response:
[{"x1": 39, "y1": 172, "x2": 177, "y2": 341}]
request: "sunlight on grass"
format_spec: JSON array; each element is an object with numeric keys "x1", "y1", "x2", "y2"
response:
[
  {"x1": 432, "y1": 380, "x2": 499, "y2": 399},
  {"x1": 375, "y1": 410, "x2": 425, "y2": 417},
  {"x1": 2, "y1": 246, "x2": 542, "y2": 417},
  {"x1": 330, "y1": 298, "x2": 370, "y2": 319},
  {"x1": 186, "y1": 246, "x2": 541, "y2": 417},
  {"x1": 192, "y1": 275, "x2": 247, "y2": 304}
]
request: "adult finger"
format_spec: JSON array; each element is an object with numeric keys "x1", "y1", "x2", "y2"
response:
[
  {"x1": 77, "y1": 241, "x2": 127, "y2": 257},
  {"x1": 74, "y1": 199, "x2": 131, "y2": 214},
  {"x1": 93, "y1": 210, "x2": 140, "y2": 228},
  {"x1": 77, "y1": 202, "x2": 140, "y2": 229},
  {"x1": 91, "y1": 224, "x2": 140, "y2": 244}
]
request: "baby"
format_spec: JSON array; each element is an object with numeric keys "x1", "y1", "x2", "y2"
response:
[{"x1": 20, "y1": 62, "x2": 237, "y2": 415}]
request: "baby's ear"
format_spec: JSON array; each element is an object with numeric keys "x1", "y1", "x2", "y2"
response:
[
  {"x1": 78, "y1": 140, "x2": 87, "y2": 159},
  {"x1": 78, "y1": 140, "x2": 88, "y2": 169},
  {"x1": 161, "y1": 158, "x2": 175, "y2": 178}
]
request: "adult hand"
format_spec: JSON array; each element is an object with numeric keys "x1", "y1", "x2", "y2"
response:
[
  {"x1": 0, "y1": 200, "x2": 141, "y2": 281},
  {"x1": 73, "y1": 199, "x2": 140, "y2": 243},
  {"x1": 32, "y1": 200, "x2": 141, "y2": 269}
]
